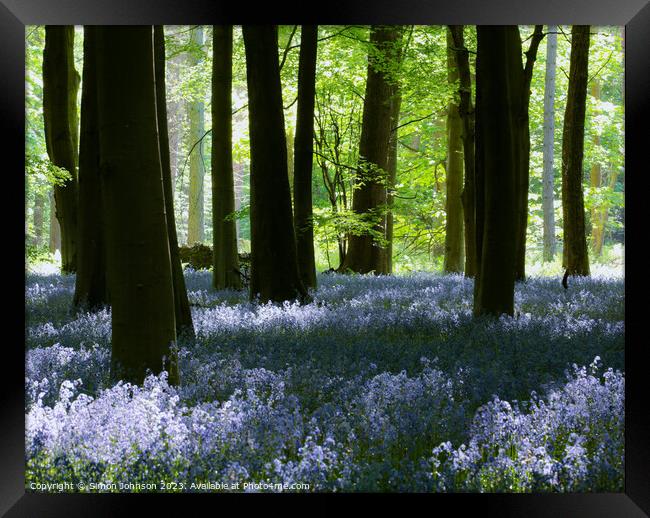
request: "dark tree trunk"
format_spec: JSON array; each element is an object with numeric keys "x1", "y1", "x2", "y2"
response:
[
  {"x1": 49, "y1": 191, "x2": 61, "y2": 253},
  {"x1": 96, "y1": 26, "x2": 178, "y2": 385},
  {"x1": 444, "y1": 27, "x2": 465, "y2": 274},
  {"x1": 154, "y1": 26, "x2": 195, "y2": 339},
  {"x1": 43, "y1": 26, "x2": 79, "y2": 274},
  {"x1": 212, "y1": 25, "x2": 242, "y2": 291},
  {"x1": 73, "y1": 26, "x2": 108, "y2": 311},
  {"x1": 242, "y1": 25, "x2": 308, "y2": 303},
  {"x1": 384, "y1": 27, "x2": 407, "y2": 275},
  {"x1": 449, "y1": 25, "x2": 477, "y2": 278},
  {"x1": 340, "y1": 25, "x2": 402, "y2": 275},
  {"x1": 562, "y1": 25, "x2": 591, "y2": 277},
  {"x1": 473, "y1": 26, "x2": 522, "y2": 317},
  {"x1": 514, "y1": 25, "x2": 545, "y2": 282},
  {"x1": 293, "y1": 25, "x2": 319, "y2": 290}
]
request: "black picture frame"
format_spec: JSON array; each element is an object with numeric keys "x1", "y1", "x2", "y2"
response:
[{"x1": 3, "y1": 1, "x2": 648, "y2": 515}]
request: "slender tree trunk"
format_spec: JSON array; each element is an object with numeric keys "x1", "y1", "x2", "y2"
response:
[
  {"x1": 444, "y1": 27, "x2": 465, "y2": 273},
  {"x1": 595, "y1": 170, "x2": 619, "y2": 253},
  {"x1": 340, "y1": 25, "x2": 402, "y2": 275},
  {"x1": 286, "y1": 125, "x2": 295, "y2": 198},
  {"x1": 385, "y1": 29, "x2": 407, "y2": 275},
  {"x1": 212, "y1": 25, "x2": 241, "y2": 290},
  {"x1": 168, "y1": 53, "x2": 184, "y2": 196},
  {"x1": 96, "y1": 26, "x2": 178, "y2": 386},
  {"x1": 33, "y1": 193, "x2": 45, "y2": 247},
  {"x1": 589, "y1": 87, "x2": 603, "y2": 256},
  {"x1": 385, "y1": 88, "x2": 401, "y2": 274},
  {"x1": 187, "y1": 26, "x2": 205, "y2": 245},
  {"x1": 25, "y1": 175, "x2": 31, "y2": 240},
  {"x1": 473, "y1": 26, "x2": 522, "y2": 317},
  {"x1": 562, "y1": 25, "x2": 591, "y2": 277},
  {"x1": 449, "y1": 25, "x2": 477, "y2": 277},
  {"x1": 542, "y1": 25, "x2": 558, "y2": 262},
  {"x1": 43, "y1": 26, "x2": 79, "y2": 274},
  {"x1": 49, "y1": 191, "x2": 61, "y2": 253},
  {"x1": 234, "y1": 162, "x2": 243, "y2": 243},
  {"x1": 242, "y1": 25, "x2": 308, "y2": 303},
  {"x1": 589, "y1": 30, "x2": 605, "y2": 257},
  {"x1": 155, "y1": 26, "x2": 195, "y2": 338},
  {"x1": 514, "y1": 25, "x2": 545, "y2": 281},
  {"x1": 293, "y1": 25, "x2": 318, "y2": 289},
  {"x1": 73, "y1": 26, "x2": 108, "y2": 311}
]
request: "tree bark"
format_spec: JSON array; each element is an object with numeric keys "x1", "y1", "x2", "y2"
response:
[
  {"x1": 444, "y1": 27, "x2": 465, "y2": 274},
  {"x1": 589, "y1": 30, "x2": 605, "y2": 257},
  {"x1": 339, "y1": 25, "x2": 402, "y2": 275},
  {"x1": 43, "y1": 26, "x2": 79, "y2": 274},
  {"x1": 73, "y1": 26, "x2": 108, "y2": 311},
  {"x1": 154, "y1": 26, "x2": 195, "y2": 338},
  {"x1": 242, "y1": 25, "x2": 308, "y2": 303},
  {"x1": 449, "y1": 25, "x2": 477, "y2": 278},
  {"x1": 212, "y1": 25, "x2": 242, "y2": 290},
  {"x1": 542, "y1": 25, "x2": 558, "y2": 262},
  {"x1": 385, "y1": 87, "x2": 402, "y2": 274},
  {"x1": 561, "y1": 25, "x2": 591, "y2": 277},
  {"x1": 514, "y1": 25, "x2": 545, "y2": 281},
  {"x1": 594, "y1": 170, "x2": 619, "y2": 255},
  {"x1": 286, "y1": 125, "x2": 295, "y2": 198},
  {"x1": 293, "y1": 25, "x2": 318, "y2": 290},
  {"x1": 473, "y1": 26, "x2": 522, "y2": 317},
  {"x1": 96, "y1": 26, "x2": 178, "y2": 385},
  {"x1": 234, "y1": 162, "x2": 243, "y2": 242},
  {"x1": 187, "y1": 26, "x2": 205, "y2": 245},
  {"x1": 49, "y1": 191, "x2": 61, "y2": 253},
  {"x1": 33, "y1": 193, "x2": 45, "y2": 247},
  {"x1": 385, "y1": 28, "x2": 407, "y2": 275}
]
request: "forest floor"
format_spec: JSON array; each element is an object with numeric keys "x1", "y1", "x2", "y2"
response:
[{"x1": 25, "y1": 266, "x2": 624, "y2": 492}]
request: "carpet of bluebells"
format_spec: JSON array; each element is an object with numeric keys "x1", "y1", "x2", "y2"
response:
[{"x1": 25, "y1": 266, "x2": 625, "y2": 492}]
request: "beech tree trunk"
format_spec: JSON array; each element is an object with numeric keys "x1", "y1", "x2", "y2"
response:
[
  {"x1": 385, "y1": 87, "x2": 402, "y2": 274},
  {"x1": 542, "y1": 25, "x2": 558, "y2": 262},
  {"x1": 562, "y1": 25, "x2": 591, "y2": 277},
  {"x1": 43, "y1": 26, "x2": 79, "y2": 274},
  {"x1": 384, "y1": 28, "x2": 406, "y2": 275},
  {"x1": 449, "y1": 25, "x2": 477, "y2": 278},
  {"x1": 49, "y1": 191, "x2": 61, "y2": 253},
  {"x1": 73, "y1": 26, "x2": 107, "y2": 311},
  {"x1": 212, "y1": 25, "x2": 241, "y2": 290},
  {"x1": 340, "y1": 25, "x2": 402, "y2": 275},
  {"x1": 473, "y1": 26, "x2": 522, "y2": 317},
  {"x1": 234, "y1": 162, "x2": 243, "y2": 242},
  {"x1": 589, "y1": 30, "x2": 605, "y2": 257},
  {"x1": 444, "y1": 27, "x2": 465, "y2": 274},
  {"x1": 293, "y1": 25, "x2": 318, "y2": 289},
  {"x1": 287, "y1": 125, "x2": 295, "y2": 198},
  {"x1": 514, "y1": 25, "x2": 545, "y2": 281},
  {"x1": 154, "y1": 26, "x2": 195, "y2": 338},
  {"x1": 96, "y1": 26, "x2": 178, "y2": 385},
  {"x1": 187, "y1": 26, "x2": 205, "y2": 245},
  {"x1": 242, "y1": 25, "x2": 308, "y2": 303},
  {"x1": 33, "y1": 193, "x2": 45, "y2": 247}
]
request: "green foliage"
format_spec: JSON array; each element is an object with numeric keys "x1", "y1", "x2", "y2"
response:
[
  {"x1": 224, "y1": 204, "x2": 250, "y2": 222},
  {"x1": 24, "y1": 24, "x2": 624, "y2": 273},
  {"x1": 26, "y1": 154, "x2": 72, "y2": 186},
  {"x1": 525, "y1": 26, "x2": 624, "y2": 258},
  {"x1": 25, "y1": 244, "x2": 57, "y2": 265}
]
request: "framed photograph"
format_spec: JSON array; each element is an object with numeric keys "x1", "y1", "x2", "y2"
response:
[{"x1": 3, "y1": 0, "x2": 648, "y2": 514}]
